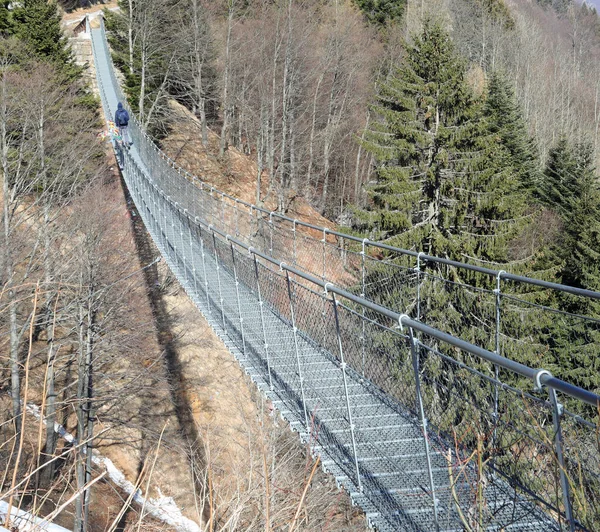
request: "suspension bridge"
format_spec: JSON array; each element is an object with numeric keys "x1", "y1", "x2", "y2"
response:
[{"x1": 89, "y1": 16, "x2": 600, "y2": 532}]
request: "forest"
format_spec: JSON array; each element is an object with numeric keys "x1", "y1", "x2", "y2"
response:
[{"x1": 1, "y1": 0, "x2": 600, "y2": 530}]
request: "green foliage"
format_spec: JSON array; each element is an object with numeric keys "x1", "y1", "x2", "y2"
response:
[
  {"x1": 560, "y1": 143, "x2": 600, "y2": 294},
  {"x1": 357, "y1": 21, "x2": 529, "y2": 264},
  {"x1": 0, "y1": 1, "x2": 10, "y2": 35},
  {"x1": 474, "y1": 0, "x2": 514, "y2": 28},
  {"x1": 542, "y1": 139, "x2": 600, "y2": 301},
  {"x1": 536, "y1": 0, "x2": 573, "y2": 14},
  {"x1": 352, "y1": 0, "x2": 406, "y2": 26},
  {"x1": 484, "y1": 71, "x2": 539, "y2": 193},
  {"x1": 11, "y1": 0, "x2": 80, "y2": 81},
  {"x1": 539, "y1": 136, "x2": 578, "y2": 218}
]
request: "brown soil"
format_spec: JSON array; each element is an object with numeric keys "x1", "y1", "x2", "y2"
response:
[
  {"x1": 161, "y1": 101, "x2": 336, "y2": 232},
  {"x1": 62, "y1": 1, "x2": 119, "y2": 23}
]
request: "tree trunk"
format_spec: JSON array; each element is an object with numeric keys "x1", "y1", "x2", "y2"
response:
[
  {"x1": 220, "y1": 1, "x2": 234, "y2": 157},
  {"x1": 128, "y1": 0, "x2": 134, "y2": 75}
]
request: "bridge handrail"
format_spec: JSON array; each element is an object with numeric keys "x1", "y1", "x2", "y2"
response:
[{"x1": 169, "y1": 199, "x2": 600, "y2": 409}]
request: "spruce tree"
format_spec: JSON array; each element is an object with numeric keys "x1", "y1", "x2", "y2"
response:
[
  {"x1": 352, "y1": 0, "x2": 406, "y2": 26},
  {"x1": 11, "y1": 0, "x2": 79, "y2": 81},
  {"x1": 484, "y1": 71, "x2": 539, "y2": 193},
  {"x1": 358, "y1": 21, "x2": 528, "y2": 263},
  {"x1": 559, "y1": 142, "x2": 600, "y2": 293},
  {"x1": 0, "y1": 1, "x2": 11, "y2": 35},
  {"x1": 535, "y1": 138, "x2": 600, "y2": 393},
  {"x1": 538, "y1": 135, "x2": 578, "y2": 218}
]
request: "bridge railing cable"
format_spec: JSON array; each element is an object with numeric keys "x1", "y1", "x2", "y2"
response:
[{"x1": 92, "y1": 17, "x2": 600, "y2": 531}]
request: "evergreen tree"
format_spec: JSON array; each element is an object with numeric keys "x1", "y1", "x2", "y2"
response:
[
  {"x1": 0, "y1": 1, "x2": 11, "y2": 35},
  {"x1": 484, "y1": 71, "x2": 539, "y2": 193},
  {"x1": 352, "y1": 0, "x2": 406, "y2": 26},
  {"x1": 11, "y1": 0, "x2": 79, "y2": 81},
  {"x1": 358, "y1": 21, "x2": 528, "y2": 263},
  {"x1": 557, "y1": 142, "x2": 600, "y2": 293},
  {"x1": 538, "y1": 135, "x2": 578, "y2": 218},
  {"x1": 534, "y1": 139, "x2": 600, "y2": 393}
]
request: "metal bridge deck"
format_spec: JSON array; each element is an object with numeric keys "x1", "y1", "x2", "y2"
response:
[{"x1": 91, "y1": 24, "x2": 560, "y2": 532}]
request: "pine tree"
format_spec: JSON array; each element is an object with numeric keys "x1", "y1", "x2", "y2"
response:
[
  {"x1": 534, "y1": 139, "x2": 600, "y2": 394},
  {"x1": 538, "y1": 135, "x2": 578, "y2": 218},
  {"x1": 11, "y1": 0, "x2": 79, "y2": 81},
  {"x1": 559, "y1": 142, "x2": 600, "y2": 293},
  {"x1": 352, "y1": 0, "x2": 406, "y2": 26},
  {"x1": 0, "y1": 1, "x2": 11, "y2": 35},
  {"x1": 484, "y1": 71, "x2": 539, "y2": 193},
  {"x1": 357, "y1": 21, "x2": 528, "y2": 263}
]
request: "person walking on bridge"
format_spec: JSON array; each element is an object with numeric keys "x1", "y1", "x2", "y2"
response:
[{"x1": 115, "y1": 102, "x2": 131, "y2": 149}]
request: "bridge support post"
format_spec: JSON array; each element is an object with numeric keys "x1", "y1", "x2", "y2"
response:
[
  {"x1": 492, "y1": 271, "x2": 505, "y2": 467},
  {"x1": 187, "y1": 215, "x2": 200, "y2": 302},
  {"x1": 212, "y1": 232, "x2": 227, "y2": 331},
  {"x1": 408, "y1": 328, "x2": 440, "y2": 532},
  {"x1": 292, "y1": 220, "x2": 297, "y2": 266},
  {"x1": 197, "y1": 223, "x2": 212, "y2": 315},
  {"x1": 229, "y1": 240, "x2": 247, "y2": 359},
  {"x1": 321, "y1": 228, "x2": 327, "y2": 283},
  {"x1": 360, "y1": 239, "x2": 367, "y2": 377},
  {"x1": 415, "y1": 252, "x2": 424, "y2": 321},
  {"x1": 269, "y1": 212, "x2": 274, "y2": 256},
  {"x1": 548, "y1": 386, "x2": 575, "y2": 531},
  {"x1": 199, "y1": 182, "x2": 206, "y2": 218},
  {"x1": 331, "y1": 292, "x2": 363, "y2": 493},
  {"x1": 249, "y1": 205, "x2": 255, "y2": 247},
  {"x1": 285, "y1": 271, "x2": 310, "y2": 434},
  {"x1": 221, "y1": 192, "x2": 226, "y2": 232},
  {"x1": 252, "y1": 255, "x2": 274, "y2": 391}
]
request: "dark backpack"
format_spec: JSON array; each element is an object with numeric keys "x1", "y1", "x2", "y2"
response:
[{"x1": 116, "y1": 108, "x2": 129, "y2": 126}]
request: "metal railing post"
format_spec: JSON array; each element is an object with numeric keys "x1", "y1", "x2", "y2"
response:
[
  {"x1": 322, "y1": 228, "x2": 327, "y2": 283},
  {"x1": 292, "y1": 219, "x2": 297, "y2": 266},
  {"x1": 186, "y1": 213, "x2": 199, "y2": 302},
  {"x1": 200, "y1": 182, "x2": 205, "y2": 217},
  {"x1": 212, "y1": 232, "x2": 227, "y2": 331},
  {"x1": 285, "y1": 270, "x2": 310, "y2": 433},
  {"x1": 416, "y1": 252, "x2": 424, "y2": 321},
  {"x1": 547, "y1": 384, "x2": 575, "y2": 531},
  {"x1": 249, "y1": 205, "x2": 255, "y2": 245},
  {"x1": 269, "y1": 212, "x2": 274, "y2": 256},
  {"x1": 197, "y1": 221, "x2": 212, "y2": 316},
  {"x1": 229, "y1": 239, "x2": 247, "y2": 359},
  {"x1": 492, "y1": 270, "x2": 505, "y2": 459},
  {"x1": 330, "y1": 291, "x2": 363, "y2": 492},
  {"x1": 178, "y1": 206, "x2": 187, "y2": 276},
  {"x1": 252, "y1": 254, "x2": 274, "y2": 391},
  {"x1": 360, "y1": 239, "x2": 368, "y2": 377},
  {"x1": 408, "y1": 327, "x2": 440, "y2": 531},
  {"x1": 221, "y1": 192, "x2": 226, "y2": 231},
  {"x1": 234, "y1": 200, "x2": 240, "y2": 237}
]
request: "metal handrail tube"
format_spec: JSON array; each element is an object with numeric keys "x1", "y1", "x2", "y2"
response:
[{"x1": 173, "y1": 206, "x2": 600, "y2": 409}]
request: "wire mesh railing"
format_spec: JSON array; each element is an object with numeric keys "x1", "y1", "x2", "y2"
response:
[{"x1": 91, "y1": 16, "x2": 600, "y2": 531}]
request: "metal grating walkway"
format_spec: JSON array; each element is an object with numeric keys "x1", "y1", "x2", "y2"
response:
[{"x1": 90, "y1": 21, "x2": 565, "y2": 532}]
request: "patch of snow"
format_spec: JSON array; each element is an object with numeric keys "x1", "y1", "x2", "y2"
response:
[
  {"x1": 0, "y1": 501, "x2": 71, "y2": 532},
  {"x1": 25, "y1": 403, "x2": 202, "y2": 532}
]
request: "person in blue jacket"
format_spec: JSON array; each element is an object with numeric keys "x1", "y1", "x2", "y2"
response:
[{"x1": 115, "y1": 102, "x2": 131, "y2": 148}]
